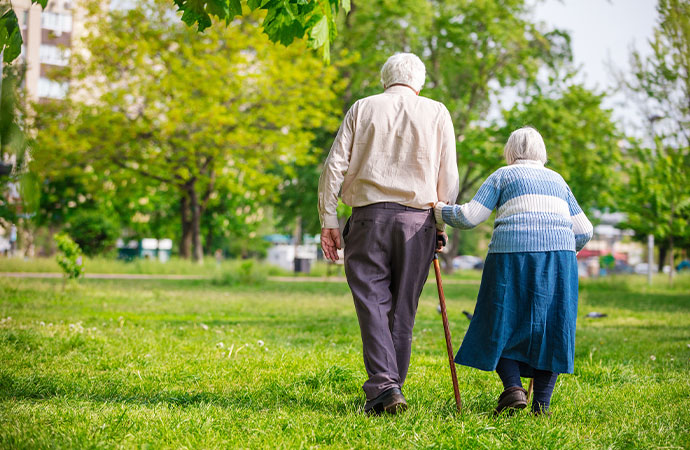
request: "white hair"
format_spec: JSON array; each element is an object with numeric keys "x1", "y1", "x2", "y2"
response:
[
  {"x1": 380, "y1": 53, "x2": 426, "y2": 92},
  {"x1": 503, "y1": 126, "x2": 548, "y2": 164}
]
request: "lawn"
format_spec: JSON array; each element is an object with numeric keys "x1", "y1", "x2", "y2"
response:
[{"x1": 0, "y1": 275, "x2": 689, "y2": 449}]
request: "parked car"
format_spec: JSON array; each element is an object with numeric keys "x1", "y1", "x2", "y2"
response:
[
  {"x1": 634, "y1": 263, "x2": 658, "y2": 275},
  {"x1": 609, "y1": 259, "x2": 634, "y2": 274},
  {"x1": 453, "y1": 255, "x2": 482, "y2": 270}
]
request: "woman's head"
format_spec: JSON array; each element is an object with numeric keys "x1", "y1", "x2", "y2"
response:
[
  {"x1": 380, "y1": 53, "x2": 426, "y2": 93},
  {"x1": 503, "y1": 126, "x2": 547, "y2": 164}
]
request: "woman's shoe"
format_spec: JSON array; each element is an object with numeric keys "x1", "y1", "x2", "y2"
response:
[{"x1": 495, "y1": 386, "x2": 528, "y2": 415}]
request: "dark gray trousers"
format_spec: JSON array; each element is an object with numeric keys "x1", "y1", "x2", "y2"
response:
[{"x1": 343, "y1": 202, "x2": 436, "y2": 400}]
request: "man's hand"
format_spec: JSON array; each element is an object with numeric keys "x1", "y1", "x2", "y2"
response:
[
  {"x1": 321, "y1": 228, "x2": 342, "y2": 261},
  {"x1": 436, "y1": 230, "x2": 447, "y2": 253}
]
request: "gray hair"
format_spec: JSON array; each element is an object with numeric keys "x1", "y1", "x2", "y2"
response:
[
  {"x1": 503, "y1": 126, "x2": 548, "y2": 164},
  {"x1": 380, "y1": 53, "x2": 426, "y2": 92}
]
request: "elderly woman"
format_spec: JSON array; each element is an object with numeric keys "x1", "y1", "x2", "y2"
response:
[{"x1": 435, "y1": 126, "x2": 593, "y2": 415}]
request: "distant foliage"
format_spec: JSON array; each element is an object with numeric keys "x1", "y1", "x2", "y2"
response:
[{"x1": 54, "y1": 233, "x2": 84, "y2": 280}]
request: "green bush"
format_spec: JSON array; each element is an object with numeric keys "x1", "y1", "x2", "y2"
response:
[
  {"x1": 212, "y1": 260, "x2": 267, "y2": 286},
  {"x1": 54, "y1": 233, "x2": 84, "y2": 280},
  {"x1": 67, "y1": 210, "x2": 120, "y2": 257}
]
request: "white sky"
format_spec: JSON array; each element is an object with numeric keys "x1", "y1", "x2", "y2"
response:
[{"x1": 531, "y1": 0, "x2": 659, "y2": 130}]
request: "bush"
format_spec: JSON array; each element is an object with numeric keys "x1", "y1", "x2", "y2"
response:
[
  {"x1": 67, "y1": 210, "x2": 120, "y2": 257},
  {"x1": 212, "y1": 260, "x2": 267, "y2": 286},
  {"x1": 54, "y1": 233, "x2": 84, "y2": 279}
]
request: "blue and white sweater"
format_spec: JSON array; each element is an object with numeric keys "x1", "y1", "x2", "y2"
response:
[{"x1": 435, "y1": 160, "x2": 593, "y2": 253}]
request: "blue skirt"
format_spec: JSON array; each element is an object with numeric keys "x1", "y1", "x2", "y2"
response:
[{"x1": 455, "y1": 251, "x2": 579, "y2": 375}]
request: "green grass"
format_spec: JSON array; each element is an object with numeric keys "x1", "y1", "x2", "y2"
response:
[
  {"x1": 0, "y1": 275, "x2": 689, "y2": 449},
  {"x1": 0, "y1": 256, "x2": 291, "y2": 276},
  {"x1": 0, "y1": 256, "x2": 483, "y2": 281}
]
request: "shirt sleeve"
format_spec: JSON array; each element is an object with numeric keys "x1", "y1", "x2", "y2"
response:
[
  {"x1": 317, "y1": 103, "x2": 357, "y2": 229},
  {"x1": 435, "y1": 107, "x2": 460, "y2": 231},
  {"x1": 440, "y1": 169, "x2": 502, "y2": 229},
  {"x1": 567, "y1": 186, "x2": 593, "y2": 252}
]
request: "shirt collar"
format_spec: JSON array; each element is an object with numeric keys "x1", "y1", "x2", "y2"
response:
[
  {"x1": 384, "y1": 85, "x2": 418, "y2": 96},
  {"x1": 512, "y1": 159, "x2": 545, "y2": 167}
]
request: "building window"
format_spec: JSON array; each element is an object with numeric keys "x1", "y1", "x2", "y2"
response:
[
  {"x1": 41, "y1": 11, "x2": 72, "y2": 34},
  {"x1": 37, "y1": 77, "x2": 69, "y2": 99},
  {"x1": 40, "y1": 44, "x2": 71, "y2": 66}
]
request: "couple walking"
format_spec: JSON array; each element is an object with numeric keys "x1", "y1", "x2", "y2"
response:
[{"x1": 317, "y1": 53, "x2": 593, "y2": 416}]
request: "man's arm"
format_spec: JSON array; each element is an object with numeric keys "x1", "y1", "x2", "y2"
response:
[
  {"x1": 435, "y1": 108, "x2": 460, "y2": 231},
  {"x1": 318, "y1": 104, "x2": 356, "y2": 261}
]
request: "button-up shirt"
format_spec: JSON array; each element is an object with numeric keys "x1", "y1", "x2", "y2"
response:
[{"x1": 318, "y1": 85, "x2": 460, "y2": 230}]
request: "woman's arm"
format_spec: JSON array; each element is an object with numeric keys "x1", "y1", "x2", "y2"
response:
[
  {"x1": 567, "y1": 187, "x2": 593, "y2": 252},
  {"x1": 434, "y1": 170, "x2": 502, "y2": 229}
]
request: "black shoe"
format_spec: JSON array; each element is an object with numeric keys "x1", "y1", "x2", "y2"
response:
[
  {"x1": 494, "y1": 386, "x2": 528, "y2": 415},
  {"x1": 364, "y1": 387, "x2": 408, "y2": 415}
]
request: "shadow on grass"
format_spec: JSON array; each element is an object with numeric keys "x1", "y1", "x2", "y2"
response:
[{"x1": 0, "y1": 367, "x2": 365, "y2": 416}]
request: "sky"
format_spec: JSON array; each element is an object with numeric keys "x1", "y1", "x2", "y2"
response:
[{"x1": 531, "y1": 0, "x2": 659, "y2": 129}]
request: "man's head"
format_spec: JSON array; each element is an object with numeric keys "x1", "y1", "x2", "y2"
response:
[{"x1": 380, "y1": 53, "x2": 426, "y2": 94}]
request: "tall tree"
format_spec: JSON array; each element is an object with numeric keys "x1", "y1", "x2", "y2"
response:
[
  {"x1": 31, "y1": 0, "x2": 342, "y2": 261},
  {"x1": 617, "y1": 0, "x2": 690, "y2": 283},
  {"x1": 502, "y1": 83, "x2": 623, "y2": 213}
]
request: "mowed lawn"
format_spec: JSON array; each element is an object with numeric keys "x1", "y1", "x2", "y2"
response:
[{"x1": 1, "y1": 274, "x2": 689, "y2": 449}]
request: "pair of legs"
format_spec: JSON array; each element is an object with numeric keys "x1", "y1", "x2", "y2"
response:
[
  {"x1": 496, "y1": 357, "x2": 558, "y2": 413},
  {"x1": 343, "y1": 203, "x2": 436, "y2": 402}
]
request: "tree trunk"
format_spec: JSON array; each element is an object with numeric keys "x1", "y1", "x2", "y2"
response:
[
  {"x1": 668, "y1": 236, "x2": 674, "y2": 287},
  {"x1": 658, "y1": 244, "x2": 667, "y2": 274},
  {"x1": 180, "y1": 194, "x2": 192, "y2": 259},
  {"x1": 189, "y1": 186, "x2": 204, "y2": 263},
  {"x1": 440, "y1": 232, "x2": 459, "y2": 274}
]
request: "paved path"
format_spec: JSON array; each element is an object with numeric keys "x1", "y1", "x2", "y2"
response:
[{"x1": 0, "y1": 272, "x2": 479, "y2": 285}]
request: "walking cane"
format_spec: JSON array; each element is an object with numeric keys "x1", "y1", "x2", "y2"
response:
[{"x1": 432, "y1": 251, "x2": 463, "y2": 413}]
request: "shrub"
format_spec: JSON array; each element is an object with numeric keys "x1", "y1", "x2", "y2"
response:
[
  {"x1": 212, "y1": 260, "x2": 267, "y2": 286},
  {"x1": 54, "y1": 233, "x2": 84, "y2": 280},
  {"x1": 67, "y1": 210, "x2": 120, "y2": 256}
]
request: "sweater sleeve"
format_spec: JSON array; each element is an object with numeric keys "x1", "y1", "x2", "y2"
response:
[
  {"x1": 567, "y1": 187, "x2": 594, "y2": 252},
  {"x1": 436, "y1": 170, "x2": 502, "y2": 230}
]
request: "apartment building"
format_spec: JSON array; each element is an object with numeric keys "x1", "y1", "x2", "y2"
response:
[{"x1": 12, "y1": 0, "x2": 83, "y2": 101}]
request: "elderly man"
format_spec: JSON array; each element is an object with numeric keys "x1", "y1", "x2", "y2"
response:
[{"x1": 318, "y1": 53, "x2": 459, "y2": 414}]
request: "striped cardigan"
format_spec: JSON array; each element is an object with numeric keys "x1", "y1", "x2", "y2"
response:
[{"x1": 435, "y1": 160, "x2": 593, "y2": 253}]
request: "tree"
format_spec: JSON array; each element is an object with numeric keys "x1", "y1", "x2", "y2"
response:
[
  {"x1": 616, "y1": 0, "x2": 690, "y2": 284},
  {"x1": 502, "y1": 82, "x2": 624, "y2": 213},
  {"x1": 30, "y1": 0, "x2": 342, "y2": 262}
]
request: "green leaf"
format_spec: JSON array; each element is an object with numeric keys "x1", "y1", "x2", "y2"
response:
[
  {"x1": 308, "y1": 14, "x2": 329, "y2": 49},
  {"x1": 341, "y1": 0, "x2": 351, "y2": 14},
  {"x1": 263, "y1": 6, "x2": 304, "y2": 46},
  {"x1": 177, "y1": 0, "x2": 213, "y2": 31},
  {"x1": 31, "y1": 0, "x2": 48, "y2": 8},
  {"x1": 228, "y1": 0, "x2": 242, "y2": 17},
  {"x1": 247, "y1": 0, "x2": 270, "y2": 9},
  {"x1": 205, "y1": 0, "x2": 229, "y2": 20},
  {"x1": 0, "y1": 10, "x2": 23, "y2": 63}
]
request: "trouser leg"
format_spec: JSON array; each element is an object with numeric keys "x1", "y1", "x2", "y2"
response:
[
  {"x1": 344, "y1": 205, "x2": 435, "y2": 400},
  {"x1": 532, "y1": 369, "x2": 558, "y2": 413},
  {"x1": 389, "y1": 213, "x2": 435, "y2": 387},
  {"x1": 495, "y1": 357, "x2": 523, "y2": 389}
]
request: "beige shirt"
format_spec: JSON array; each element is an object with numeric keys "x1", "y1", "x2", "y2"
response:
[{"x1": 318, "y1": 85, "x2": 460, "y2": 230}]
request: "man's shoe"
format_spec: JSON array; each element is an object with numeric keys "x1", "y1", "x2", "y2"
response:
[
  {"x1": 494, "y1": 386, "x2": 528, "y2": 415},
  {"x1": 364, "y1": 387, "x2": 408, "y2": 415}
]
